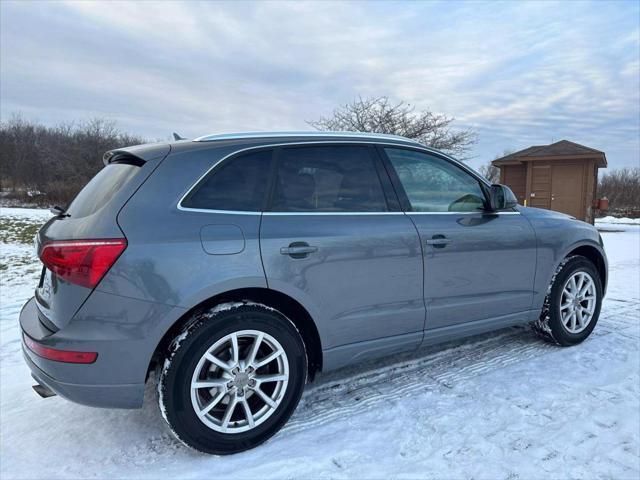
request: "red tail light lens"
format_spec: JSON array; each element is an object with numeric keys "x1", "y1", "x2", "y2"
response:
[
  {"x1": 40, "y1": 238, "x2": 127, "y2": 288},
  {"x1": 23, "y1": 334, "x2": 97, "y2": 363}
]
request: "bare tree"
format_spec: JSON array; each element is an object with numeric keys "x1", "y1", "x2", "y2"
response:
[
  {"x1": 309, "y1": 96, "x2": 476, "y2": 157},
  {"x1": 478, "y1": 162, "x2": 500, "y2": 183},
  {"x1": 0, "y1": 114, "x2": 145, "y2": 206},
  {"x1": 598, "y1": 167, "x2": 640, "y2": 217},
  {"x1": 477, "y1": 150, "x2": 515, "y2": 184}
]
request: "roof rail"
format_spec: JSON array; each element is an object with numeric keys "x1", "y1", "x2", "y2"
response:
[{"x1": 193, "y1": 130, "x2": 421, "y2": 145}]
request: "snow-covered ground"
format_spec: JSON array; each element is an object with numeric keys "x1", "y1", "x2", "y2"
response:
[
  {"x1": 597, "y1": 216, "x2": 640, "y2": 225},
  {"x1": 1, "y1": 207, "x2": 638, "y2": 479}
]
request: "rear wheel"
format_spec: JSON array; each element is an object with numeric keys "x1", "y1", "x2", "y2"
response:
[
  {"x1": 532, "y1": 255, "x2": 603, "y2": 346},
  {"x1": 158, "y1": 304, "x2": 307, "y2": 454}
]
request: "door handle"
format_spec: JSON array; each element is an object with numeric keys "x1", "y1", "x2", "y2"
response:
[
  {"x1": 280, "y1": 242, "x2": 318, "y2": 258},
  {"x1": 426, "y1": 235, "x2": 451, "y2": 248}
]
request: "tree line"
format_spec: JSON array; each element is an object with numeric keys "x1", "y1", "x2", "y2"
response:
[
  {"x1": 0, "y1": 115, "x2": 145, "y2": 206},
  {"x1": 1, "y1": 101, "x2": 638, "y2": 216},
  {"x1": 597, "y1": 167, "x2": 640, "y2": 217},
  {"x1": 1, "y1": 98, "x2": 476, "y2": 207}
]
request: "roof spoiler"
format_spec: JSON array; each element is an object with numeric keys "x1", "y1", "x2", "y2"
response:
[
  {"x1": 103, "y1": 144, "x2": 172, "y2": 166},
  {"x1": 103, "y1": 150, "x2": 145, "y2": 166}
]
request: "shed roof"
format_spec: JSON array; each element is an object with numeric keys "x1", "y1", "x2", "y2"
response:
[{"x1": 492, "y1": 140, "x2": 607, "y2": 167}]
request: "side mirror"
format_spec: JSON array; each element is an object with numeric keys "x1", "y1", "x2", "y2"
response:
[{"x1": 489, "y1": 184, "x2": 518, "y2": 211}]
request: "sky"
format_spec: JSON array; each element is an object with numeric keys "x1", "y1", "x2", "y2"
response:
[{"x1": 1, "y1": 0, "x2": 639, "y2": 170}]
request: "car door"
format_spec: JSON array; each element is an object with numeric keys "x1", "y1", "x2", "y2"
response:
[
  {"x1": 259, "y1": 144, "x2": 425, "y2": 363},
  {"x1": 380, "y1": 146, "x2": 537, "y2": 332}
]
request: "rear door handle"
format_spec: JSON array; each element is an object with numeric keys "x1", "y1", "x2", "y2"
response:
[
  {"x1": 280, "y1": 242, "x2": 318, "y2": 258},
  {"x1": 425, "y1": 235, "x2": 451, "y2": 248}
]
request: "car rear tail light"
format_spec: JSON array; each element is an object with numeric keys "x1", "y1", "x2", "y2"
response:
[
  {"x1": 23, "y1": 334, "x2": 98, "y2": 364},
  {"x1": 39, "y1": 238, "x2": 127, "y2": 289}
]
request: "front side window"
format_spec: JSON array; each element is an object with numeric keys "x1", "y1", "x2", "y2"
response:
[
  {"x1": 384, "y1": 148, "x2": 487, "y2": 212},
  {"x1": 182, "y1": 149, "x2": 272, "y2": 211},
  {"x1": 271, "y1": 146, "x2": 388, "y2": 212}
]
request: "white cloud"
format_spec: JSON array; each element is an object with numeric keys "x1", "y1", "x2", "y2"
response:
[{"x1": 1, "y1": 0, "x2": 638, "y2": 168}]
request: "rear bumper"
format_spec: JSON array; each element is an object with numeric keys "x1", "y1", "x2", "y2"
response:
[
  {"x1": 23, "y1": 344, "x2": 144, "y2": 408},
  {"x1": 19, "y1": 295, "x2": 177, "y2": 409}
]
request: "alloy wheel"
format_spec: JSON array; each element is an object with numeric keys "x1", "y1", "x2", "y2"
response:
[
  {"x1": 560, "y1": 271, "x2": 597, "y2": 334},
  {"x1": 190, "y1": 330, "x2": 289, "y2": 433}
]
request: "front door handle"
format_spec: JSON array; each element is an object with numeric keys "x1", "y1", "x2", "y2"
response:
[
  {"x1": 426, "y1": 235, "x2": 451, "y2": 248},
  {"x1": 280, "y1": 242, "x2": 318, "y2": 259}
]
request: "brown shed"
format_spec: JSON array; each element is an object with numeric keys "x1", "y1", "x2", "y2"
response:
[{"x1": 492, "y1": 140, "x2": 607, "y2": 224}]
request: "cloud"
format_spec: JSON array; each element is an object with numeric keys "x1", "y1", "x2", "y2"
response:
[{"x1": 1, "y1": 0, "x2": 638, "y2": 169}]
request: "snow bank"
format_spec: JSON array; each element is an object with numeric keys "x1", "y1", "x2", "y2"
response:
[{"x1": 596, "y1": 216, "x2": 640, "y2": 225}]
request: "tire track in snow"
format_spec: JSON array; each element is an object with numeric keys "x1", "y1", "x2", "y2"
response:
[
  {"x1": 281, "y1": 300, "x2": 638, "y2": 436},
  {"x1": 282, "y1": 328, "x2": 546, "y2": 435}
]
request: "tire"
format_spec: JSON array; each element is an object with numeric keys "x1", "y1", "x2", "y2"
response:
[
  {"x1": 532, "y1": 255, "x2": 603, "y2": 346},
  {"x1": 158, "y1": 303, "x2": 307, "y2": 454}
]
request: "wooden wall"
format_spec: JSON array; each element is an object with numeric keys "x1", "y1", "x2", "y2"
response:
[
  {"x1": 499, "y1": 164, "x2": 527, "y2": 205},
  {"x1": 496, "y1": 159, "x2": 598, "y2": 223}
]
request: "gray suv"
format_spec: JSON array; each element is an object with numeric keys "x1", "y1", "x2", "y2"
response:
[{"x1": 20, "y1": 132, "x2": 607, "y2": 454}]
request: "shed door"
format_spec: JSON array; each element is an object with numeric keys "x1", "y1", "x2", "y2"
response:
[
  {"x1": 551, "y1": 164, "x2": 584, "y2": 219},
  {"x1": 529, "y1": 165, "x2": 551, "y2": 209}
]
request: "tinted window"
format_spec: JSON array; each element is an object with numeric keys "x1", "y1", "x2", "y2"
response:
[
  {"x1": 67, "y1": 163, "x2": 140, "y2": 218},
  {"x1": 271, "y1": 146, "x2": 388, "y2": 212},
  {"x1": 182, "y1": 150, "x2": 272, "y2": 211},
  {"x1": 385, "y1": 148, "x2": 487, "y2": 212}
]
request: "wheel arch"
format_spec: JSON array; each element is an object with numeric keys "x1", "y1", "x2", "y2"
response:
[
  {"x1": 149, "y1": 287, "x2": 323, "y2": 381},
  {"x1": 565, "y1": 243, "x2": 607, "y2": 293}
]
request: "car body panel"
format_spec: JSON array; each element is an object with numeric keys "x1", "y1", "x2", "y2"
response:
[
  {"x1": 520, "y1": 206, "x2": 608, "y2": 308},
  {"x1": 20, "y1": 293, "x2": 182, "y2": 408},
  {"x1": 260, "y1": 213, "x2": 425, "y2": 350},
  {"x1": 99, "y1": 143, "x2": 269, "y2": 308},
  {"x1": 322, "y1": 331, "x2": 424, "y2": 371},
  {"x1": 409, "y1": 211, "x2": 537, "y2": 330}
]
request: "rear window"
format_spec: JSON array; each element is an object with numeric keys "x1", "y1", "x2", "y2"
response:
[
  {"x1": 181, "y1": 150, "x2": 272, "y2": 211},
  {"x1": 67, "y1": 163, "x2": 140, "y2": 218}
]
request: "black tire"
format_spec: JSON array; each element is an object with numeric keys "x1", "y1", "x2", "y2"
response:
[
  {"x1": 158, "y1": 303, "x2": 307, "y2": 454},
  {"x1": 532, "y1": 255, "x2": 603, "y2": 346}
]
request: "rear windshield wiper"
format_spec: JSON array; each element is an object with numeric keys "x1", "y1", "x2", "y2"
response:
[{"x1": 50, "y1": 205, "x2": 70, "y2": 217}]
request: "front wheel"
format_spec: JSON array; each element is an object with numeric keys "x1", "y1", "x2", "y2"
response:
[
  {"x1": 158, "y1": 304, "x2": 307, "y2": 454},
  {"x1": 532, "y1": 255, "x2": 603, "y2": 346}
]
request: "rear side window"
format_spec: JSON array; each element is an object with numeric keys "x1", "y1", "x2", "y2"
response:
[
  {"x1": 271, "y1": 146, "x2": 388, "y2": 212},
  {"x1": 182, "y1": 150, "x2": 272, "y2": 211},
  {"x1": 67, "y1": 163, "x2": 140, "y2": 218}
]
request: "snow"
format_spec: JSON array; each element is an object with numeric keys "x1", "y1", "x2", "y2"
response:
[
  {"x1": 1, "y1": 208, "x2": 639, "y2": 479},
  {"x1": 596, "y1": 216, "x2": 640, "y2": 225},
  {"x1": 0, "y1": 206, "x2": 52, "y2": 222}
]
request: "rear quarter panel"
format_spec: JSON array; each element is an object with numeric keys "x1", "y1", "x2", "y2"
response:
[
  {"x1": 95, "y1": 143, "x2": 269, "y2": 359},
  {"x1": 35, "y1": 145, "x2": 171, "y2": 330}
]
